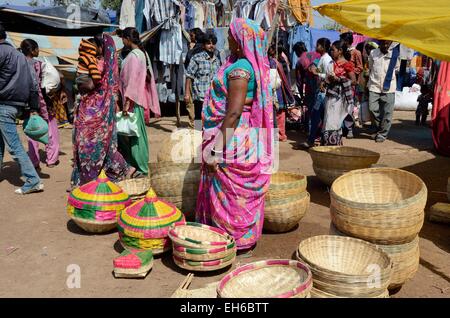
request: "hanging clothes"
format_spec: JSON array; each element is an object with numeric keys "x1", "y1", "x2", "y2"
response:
[
  {"x1": 432, "y1": 61, "x2": 450, "y2": 156},
  {"x1": 289, "y1": 24, "x2": 313, "y2": 62},
  {"x1": 191, "y1": 0, "x2": 206, "y2": 28},
  {"x1": 120, "y1": 0, "x2": 136, "y2": 30},
  {"x1": 135, "y1": 0, "x2": 145, "y2": 33},
  {"x1": 204, "y1": 1, "x2": 217, "y2": 28}
]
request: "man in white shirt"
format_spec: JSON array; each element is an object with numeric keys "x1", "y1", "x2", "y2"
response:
[{"x1": 368, "y1": 40, "x2": 400, "y2": 143}]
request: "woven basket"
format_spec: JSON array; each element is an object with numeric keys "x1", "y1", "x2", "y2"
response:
[
  {"x1": 310, "y1": 146, "x2": 380, "y2": 185},
  {"x1": 429, "y1": 203, "x2": 450, "y2": 224},
  {"x1": 310, "y1": 287, "x2": 389, "y2": 298},
  {"x1": 71, "y1": 216, "x2": 117, "y2": 233},
  {"x1": 264, "y1": 192, "x2": 310, "y2": 233},
  {"x1": 119, "y1": 234, "x2": 172, "y2": 256},
  {"x1": 169, "y1": 222, "x2": 234, "y2": 249},
  {"x1": 217, "y1": 259, "x2": 313, "y2": 298},
  {"x1": 329, "y1": 223, "x2": 420, "y2": 290},
  {"x1": 116, "y1": 178, "x2": 151, "y2": 202},
  {"x1": 266, "y1": 172, "x2": 307, "y2": 201},
  {"x1": 330, "y1": 168, "x2": 427, "y2": 244},
  {"x1": 296, "y1": 235, "x2": 392, "y2": 298},
  {"x1": 173, "y1": 240, "x2": 237, "y2": 261},
  {"x1": 173, "y1": 252, "x2": 236, "y2": 272}
]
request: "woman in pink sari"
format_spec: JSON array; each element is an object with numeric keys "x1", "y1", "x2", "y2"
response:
[
  {"x1": 119, "y1": 27, "x2": 160, "y2": 176},
  {"x1": 196, "y1": 18, "x2": 274, "y2": 252}
]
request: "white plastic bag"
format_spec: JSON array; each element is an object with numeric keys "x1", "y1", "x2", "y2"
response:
[
  {"x1": 116, "y1": 112, "x2": 140, "y2": 137},
  {"x1": 41, "y1": 57, "x2": 61, "y2": 94},
  {"x1": 270, "y1": 69, "x2": 282, "y2": 90}
]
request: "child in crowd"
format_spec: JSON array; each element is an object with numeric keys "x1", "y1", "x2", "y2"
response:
[
  {"x1": 416, "y1": 85, "x2": 433, "y2": 126},
  {"x1": 76, "y1": 35, "x2": 103, "y2": 93}
]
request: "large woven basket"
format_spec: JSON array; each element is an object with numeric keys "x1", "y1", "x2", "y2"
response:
[
  {"x1": 169, "y1": 222, "x2": 234, "y2": 249},
  {"x1": 310, "y1": 146, "x2": 380, "y2": 185},
  {"x1": 264, "y1": 192, "x2": 310, "y2": 233},
  {"x1": 329, "y1": 223, "x2": 420, "y2": 290},
  {"x1": 296, "y1": 235, "x2": 392, "y2": 298},
  {"x1": 116, "y1": 178, "x2": 151, "y2": 202},
  {"x1": 217, "y1": 259, "x2": 313, "y2": 298},
  {"x1": 330, "y1": 168, "x2": 427, "y2": 244}
]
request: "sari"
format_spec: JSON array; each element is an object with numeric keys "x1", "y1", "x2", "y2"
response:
[
  {"x1": 71, "y1": 34, "x2": 130, "y2": 186},
  {"x1": 196, "y1": 18, "x2": 274, "y2": 250},
  {"x1": 119, "y1": 48, "x2": 160, "y2": 175}
]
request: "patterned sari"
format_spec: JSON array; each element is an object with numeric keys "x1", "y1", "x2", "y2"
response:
[
  {"x1": 196, "y1": 19, "x2": 274, "y2": 250},
  {"x1": 71, "y1": 34, "x2": 130, "y2": 186}
]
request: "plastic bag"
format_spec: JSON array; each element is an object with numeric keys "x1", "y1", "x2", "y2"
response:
[
  {"x1": 23, "y1": 114, "x2": 49, "y2": 145},
  {"x1": 41, "y1": 57, "x2": 61, "y2": 94},
  {"x1": 270, "y1": 69, "x2": 282, "y2": 90},
  {"x1": 116, "y1": 112, "x2": 139, "y2": 137}
]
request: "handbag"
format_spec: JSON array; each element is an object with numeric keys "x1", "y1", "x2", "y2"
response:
[{"x1": 116, "y1": 112, "x2": 140, "y2": 137}]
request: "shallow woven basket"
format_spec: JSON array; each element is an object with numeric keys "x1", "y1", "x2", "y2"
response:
[
  {"x1": 297, "y1": 235, "x2": 392, "y2": 298},
  {"x1": 173, "y1": 240, "x2": 237, "y2": 262},
  {"x1": 71, "y1": 217, "x2": 117, "y2": 234},
  {"x1": 173, "y1": 253, "x2": 236, "y2": 272},
  {"x1": 310, "y1": 287, "x2": 389, "y2": 298},
  {"x1": 330, "y1": 168, "x2": 427, "y2": 244},
  {"x1": 169, "y1": 222, "x2": 234, "y2": 249},
  {"x1": 329, "y1": 224, "x2": 420, "y2": 290},
  {"x1": 116, "y1": 178, "x2": 151, "y2": 201},
  {"x1": 266, "y1": 172, "x2": 307, "y2": 201},
  {"x1": 217, "y1": 259, "x2": 313, "y2": 298},
  {"x1": 149, "y1": 161, "x2": 200, "y2": 221},
  {"x1": 310, "y1": 146, "x2": 380, "y2": 185},
  {"x1": 264, "y1": 192, "x2": 310, "y2": 233}
]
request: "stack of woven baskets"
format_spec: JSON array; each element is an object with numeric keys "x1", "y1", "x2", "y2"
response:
[
  {"x1": 264, "y1": 172, "x2": 310, "y2": 233},
  {"x1": 116, "y1": 178, "x2": 152, "y2": 202},
  {"x1": 149, "y1": 129, "x2": 202, "y2": 221},
  {"x1": 309, "y1": 146, "x2": 380, "y2": 186},
  {"x1": 169, "y1": 222, "x2": 237, "y2": 272},
  {"x1": 67, "y1": 170, "x2": 132, "y2": 233},
  {"x1": 217, "y1": 259, "x2": 313, "y2": 298},
  {"x1": 296, "y1": 235, "x2": 392, "y2": 298},
  {"x1": 329, "y1": 168, "x2": 427, "y2": 290},
  {"x1": 117, "y1": 188, "x2": 185, "y2": 255}
]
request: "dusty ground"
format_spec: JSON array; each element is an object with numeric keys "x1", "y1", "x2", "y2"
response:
[{"x1": 0, "y1": 111, "x2": 449, "y2": 298}]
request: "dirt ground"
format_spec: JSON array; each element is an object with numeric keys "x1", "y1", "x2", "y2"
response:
[{"x1": 0, "y1": 111, "x2": 449, "y2": 298}]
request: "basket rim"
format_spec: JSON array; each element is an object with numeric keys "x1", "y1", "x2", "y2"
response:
[
  {"x1": 331, "y1": 168, "x2": 428, "y2": 209},
  {"x1": 217, "y1": 259, "x2": 313, "y2": 298},
  {"x1": 297, "y1": 235, "x2": 393, "y2": 278},
  {"x1": 169, "y1": 221, "x2": 233, "y2": 246},
  {"x1": 310, "y1": 146, "x2": 381, "y2": 158}
]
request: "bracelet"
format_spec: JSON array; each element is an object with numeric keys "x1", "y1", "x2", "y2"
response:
[{"x1": 211, "y1": 148, "x2": 223, "y2": 156}]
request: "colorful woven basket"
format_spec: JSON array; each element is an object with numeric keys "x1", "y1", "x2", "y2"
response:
[
  {"x1": 67, "y1": 170, "x2": 131, "y2": 233},
  {"x1": 168, "y1": 222, "x2": 234, "y2": 249},
  {"x1": 217, "y1": 260, "x2": 313, "y2": 298},
  {"x1": 173, "y1": 240, "x2": 237, "y2": 262},
  {"x1": 118, "y1": 188, "x2": 185, "y2": 255},
  {"x1": 113, "y1": 249, "x2": 154, "y2": 279},
  {"x1": 173, "y1": 252, "x2": 236, "y2": 272}
]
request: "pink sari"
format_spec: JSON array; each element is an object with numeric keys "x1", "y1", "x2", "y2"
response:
[
  {"x1": 196, "y1": 18, "x2": 274, "y2": 250},
  {"x1": 120, "y1": 49, "x2": 160, "y2": 122}
]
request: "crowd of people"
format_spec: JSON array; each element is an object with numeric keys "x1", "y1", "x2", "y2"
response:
[{"x1": 0, "y1": 18, "x2": 433, "y2": 252}]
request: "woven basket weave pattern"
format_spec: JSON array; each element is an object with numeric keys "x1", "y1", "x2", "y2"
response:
[
  {"x1": 330, "y1": 168, "x2": 427, "y2": 244},
  {"x1": 264, "y1": 193, "x2": 310, "y2": 232}
]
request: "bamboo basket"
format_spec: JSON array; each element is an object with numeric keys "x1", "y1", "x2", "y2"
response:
[
  {"x1": 296, "y1": 235, "x2": 392, "y2": 298},
  {"x1": 329, "y1": 223, "x2": 420, "y2": 290},
  {"x1": 173, "y1": 240, "x2": 237, "y2": 262},
  {"x1": 217, "y1": 259, "x2": 313, "y2": 298},
  {"x1": 310, "y1": 287, "x2": 389, "y2": 298},
  {"x1": 330, "y1": 168, "x2": 427, "y2": 244},
  {"x1": 116, "y1": 178, "x2": 151, "y2": 202},
  {"x1": 173, "y1": 252, "x2": 236, "y2": 272},
  {"x1": 429, "y1": 203, "x2": 450, "y2": 224},
  {"x1": 266, "y1": 172, "x2": 307, "y2": 201},
  {"x1": 264, "y1": 192, "x2": 310, "y2": 233},
  {"x1": 310, "y1": 146, "x2": 380, "y2": 185},
  {"x1": 71, "y1": 217, "x2": 117, "y2": 233},
  {"x1": 169, "y1": 222, "x2": 234, "y2": 249}
]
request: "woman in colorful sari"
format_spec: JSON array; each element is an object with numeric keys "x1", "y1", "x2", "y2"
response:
[
  {"x1": 322, "y1": 40, "x2": 357, "y2": 146},
  {"x1": 196, "y1": 18, "x2": 274, "y2": 253},
  {"x1": 119, "y1": 27, "x2": 160, "y2": 176},
  {"x1": 71, "y1": 33, "x2": 135, "y2": 187}
]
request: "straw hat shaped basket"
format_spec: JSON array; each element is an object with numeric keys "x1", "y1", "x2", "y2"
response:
[
  {"x1": 310, "y1": 146, "x2": 380, "y2": 185},
  {"x1": 118, "y1": 188, "x2": 185, "y2": 255},
  {"x1": 116, "y1": 178, "x2": 152, "y2": 202},
  {"x1": 149, "y1": 129, "x2": 202, "y2": 221},
  {"x1": 330, "y1": 168, "x2": 427, "y2": 244},
  {"x1": 67, "y1": 170, "x2": 132, "y2": 233},
  {"x1": 264, "y1": 172, "x2": 309, "y2": 233},
  {"x1": 329, "y1": 223, "x2": 420, "y2": 290},
  {"x1": 296, "y1": 235, "x2": 392, "y2": 298},
  {"x1": 217, "y1": 259, "x2": 313, "y2": 298}
]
